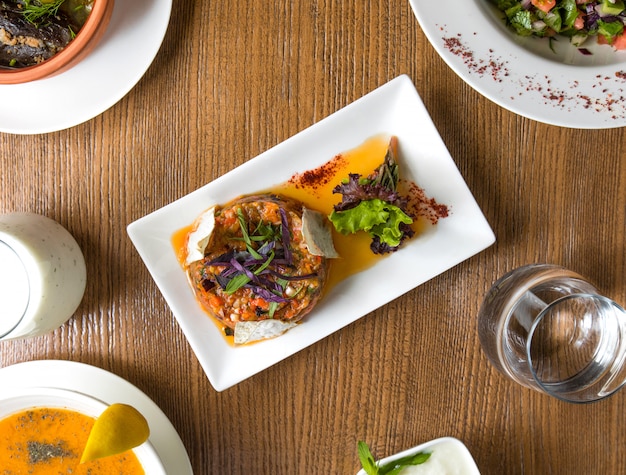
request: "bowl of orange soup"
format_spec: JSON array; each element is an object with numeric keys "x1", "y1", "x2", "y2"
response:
[{"x1": 0, "y1": 387, "x2": 166, "y2": 475}]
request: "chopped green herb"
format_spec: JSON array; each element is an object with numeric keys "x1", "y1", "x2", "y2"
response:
[
  {"x1": 21, "y1": 0, "x2": 66, "y2": 25},
  {"x1": 212, "y1": 205, "x2": 314, "y2": 302},
  {"x1": 358, "y1": 441, "x2": 431, "y2": 475},
  {"x1": 222, "y1": 209, "x2": 284, "y2": 294},
  {"x1": 224, "y1": 249, "x2": 275, "y2": 294},
  {"x1": 225, "y1": 273, "x2": 252, "y2": 294},
  {"x1": 234, "y1": 208, "x2": 282, "y2": 257},
  {"x1": 358, "y1": 441, "x2": 379, "y2": 475}
]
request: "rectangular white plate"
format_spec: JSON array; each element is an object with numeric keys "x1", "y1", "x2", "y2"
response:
[{"x1": 127, "y1": 75, "x2": 495, "y2": 391}]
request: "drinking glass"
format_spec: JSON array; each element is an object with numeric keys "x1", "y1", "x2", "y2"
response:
[
  {"x1": 478, "y1": 264, "x2": 626, "y2": 403},
  {"x1": 0, "y1": 213, "x2": 86, "y2": 340}
]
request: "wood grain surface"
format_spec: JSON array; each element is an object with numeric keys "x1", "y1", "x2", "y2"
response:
[{"x1": 1, "y1": 1, "x2": 626, "y2": 474}]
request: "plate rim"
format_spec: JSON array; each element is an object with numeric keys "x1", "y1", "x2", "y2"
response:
[
  {"x1": 409, "y1": 0, "x2": 626, "y2": 129},
  {"x1": 0, "y1": 359, "x2": 193, "y2": 474},
  {"x1": 0, "y1": 0, "x2": 172, "y2": 134}
]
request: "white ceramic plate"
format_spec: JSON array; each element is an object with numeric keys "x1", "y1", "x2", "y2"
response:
[
  {"x1": 128, "y1": 75, "x2": 495, "y2": 392},
  {"x1": 0, "y1": 386, "x2": 166, "y2": 474},
  {"x1": 0, "y1": 360, "x2": 193, "y2": 474},
  {"x1": 356, "y1": 437, "x2": 481, "y2": 475},
  {"x1": 409, "y1": 0, "x2": 626, "y2": 129},
  {"x1": 0, "y1": 0, "x2": 172, "y2": 134}
]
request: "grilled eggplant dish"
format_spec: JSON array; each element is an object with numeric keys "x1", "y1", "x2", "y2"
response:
[
  {"x1": 184, "y1": 194, "x2": 337, "y2": 344},
  {"x1": 0, "y1": 0, "x2": 94, "y2": 68}
]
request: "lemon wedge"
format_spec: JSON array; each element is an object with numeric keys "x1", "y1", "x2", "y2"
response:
[{"x1": 80, "y1": 403, "x2": 150, "y2": 464}]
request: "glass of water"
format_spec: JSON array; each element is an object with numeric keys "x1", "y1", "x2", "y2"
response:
[{"x1": 478, "y1": 264, "x2": 626, "y2": 403}]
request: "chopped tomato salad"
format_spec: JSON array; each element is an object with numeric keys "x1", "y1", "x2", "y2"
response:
[{"x1": 492, "y1": 0, "x2": 626, "y2": 50}]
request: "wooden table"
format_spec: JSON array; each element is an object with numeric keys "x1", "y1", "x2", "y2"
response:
[{"x1": 2, "y1": 1, "x2": 626, "y2": 474}]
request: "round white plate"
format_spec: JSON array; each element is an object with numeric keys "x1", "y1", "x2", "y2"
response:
[
  {"x1": 0, "y1": 359, "x2": 193, "y2": 474},
  {"x1": 409, "y1": 0, "x2": 626, "y2": 129},
  {"x1": 0, "y1": 0, "x2": 172, "y2": 135}
]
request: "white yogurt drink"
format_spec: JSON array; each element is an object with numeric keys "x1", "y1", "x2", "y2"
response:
[{"x1": 0, "y1": 213, "x2": 86, "y2": 340}]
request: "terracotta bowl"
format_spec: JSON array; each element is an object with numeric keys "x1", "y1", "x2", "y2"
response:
[{"x1": 0, "y1": 0, "x2": 115, "y2": 84}]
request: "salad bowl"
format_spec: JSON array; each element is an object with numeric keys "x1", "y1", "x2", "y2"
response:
[{"x1": 409, "y1": 0, "x2": 626, "y2": 128}]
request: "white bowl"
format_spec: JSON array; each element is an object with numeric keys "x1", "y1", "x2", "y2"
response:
[
  {"x1": 0, "y1": 386, "x2": 166, "y2": 474},
  {"x1": 356, "y1": 437, "x2": 480, "y2": 475}
]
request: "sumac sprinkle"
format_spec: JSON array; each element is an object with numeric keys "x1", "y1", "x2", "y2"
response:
[
  {"x1": 288, "y1": 154, "x2": 348, "y2": 190},
  {"x1": 404, "y1": 180, "x2": 449, "y2": 225}
]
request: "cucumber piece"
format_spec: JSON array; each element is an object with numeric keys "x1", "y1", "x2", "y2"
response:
[{"x1": 601, "y1": 0, "x2": 625, "y2": 16}]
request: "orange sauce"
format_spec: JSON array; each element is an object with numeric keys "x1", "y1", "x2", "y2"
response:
[
  {"x1": 172, "y1": 134, "x2": 442, "y2": 340},
  {"x1": 0, "y1": 407, "x2": 144, "y2": 475},
  {"x1": 172, "y1": 225, "x2": 191, "y2": 264},
  {"x1": 270, "y1": 135, "x2": 397, "y2": 290}
]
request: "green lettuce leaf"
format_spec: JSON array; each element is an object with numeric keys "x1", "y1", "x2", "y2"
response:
[
  {"x1": 329, "y1": 199, "x2": 413, "y2": 248},
  {"x1": 506, "y1": 8, "x2": 533, "y2": 36},
  {"x1": 598, "y1": 20, "x2": 624, "y2": 42},
  {"x1": 560, "y1": 0, "x2": 579, "y2": 30}
]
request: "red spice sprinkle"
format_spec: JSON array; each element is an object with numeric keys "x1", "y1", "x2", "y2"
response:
[
  {"x1": 288, "y1": 154, "x2": 449, "y2": 224},
  {"x1": 439, "y1": 27, "x2": 626, "y2": 120},
  {"x1": 404, "y1": 181, "x2": 449, "y2": 226},
  {"x1": 442, "y1": 35, "x2": 509, "y2": 83},
  {"x1": 288, "y1": 153, "x2": 348, "y2": 190}
]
